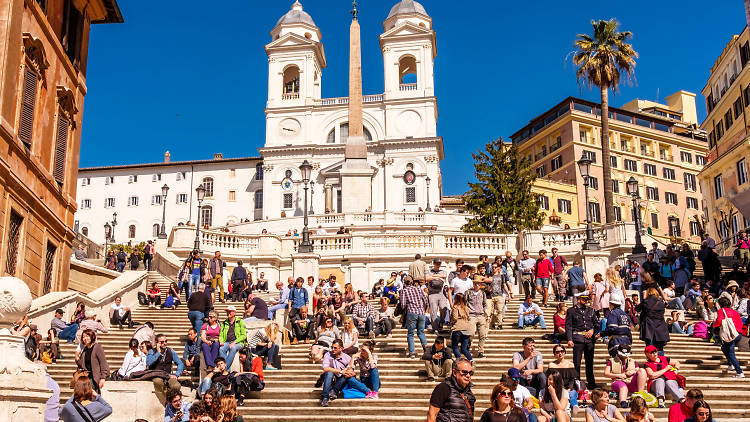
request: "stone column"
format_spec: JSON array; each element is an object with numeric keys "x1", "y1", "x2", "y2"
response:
[
  {"x1": 580, "y1": 250, "x2": 610, "y2": 277},
  {"x1": 0, "y1": 277, "x2": 51, "y2": 422},
  {"x1": 324, "y1": 184, "x2": 333, "y2": 213}
]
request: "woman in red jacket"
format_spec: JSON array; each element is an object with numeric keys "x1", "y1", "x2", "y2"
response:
[{"x1": 714, "y1": 296, "x2": 745, "y2": 378}]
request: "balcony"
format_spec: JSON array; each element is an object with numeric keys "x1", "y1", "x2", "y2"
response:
[
  {"x1": 400, "y1": 83, "x2": 418, "y2": 91},
  {"x1": 282, "y1": 93, "x2": 300, "y2": 100},
  {"x1": 317, "y1": 94, "x2": 384, "y2": 106}
]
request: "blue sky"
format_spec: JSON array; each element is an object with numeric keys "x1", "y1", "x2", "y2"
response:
[{"x1": 81, "y1": 1, "x2": 746, "y2": 195}]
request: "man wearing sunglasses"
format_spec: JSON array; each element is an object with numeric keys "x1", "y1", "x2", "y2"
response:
[
  {"x1": 427, "y1": 358, "x2": 475, "y2": 422},
  {"x1": 146, "y1": 334, "x2": 184, "y2": 404}
]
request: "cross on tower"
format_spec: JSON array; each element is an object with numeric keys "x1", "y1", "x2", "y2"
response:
[{"x1": 351, "y1": 1, "x2": 358, "y2": 19}]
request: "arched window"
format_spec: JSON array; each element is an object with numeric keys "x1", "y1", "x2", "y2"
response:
[
  {"x1": 255, "y1": 190, "x2": 263, "y2": 209},
  {"x1": 283, "y1": 66, "x2": 300, "y2": 99},
  {"x1": 202, "y1": 177, "x2": 214, "y2": 197},
  {"x1": 399, "y1": 56, "x2": 418, "y2": 87},
  {"x1": 201, "y1": 205, "x2": 213, "y2": 227},
  {"x1": 128, "y1": 225, "x2": 136, "y2": 239},
  {"x1": 81, "y1": 227, "x2": 88, "y2": 236},
  {"x1": 152, "y1": 224, "x2": 160, "y2": 237},
  {"x1": 327, "y1": 122, "x2": 373, "y2": 144}
]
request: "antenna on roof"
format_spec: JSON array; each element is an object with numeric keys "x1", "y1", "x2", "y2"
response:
[{"x1": 656, "y1": 88, "x2": 659, "y2": 104}]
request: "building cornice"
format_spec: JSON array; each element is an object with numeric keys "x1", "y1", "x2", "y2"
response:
[{"x1": 79, "y1": 156, "x2": 262, "y2": 173}]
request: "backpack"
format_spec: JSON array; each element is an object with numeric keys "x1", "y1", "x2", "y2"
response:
[
  {"x1": 719, "y1": 309, "x2": 740, "y2": 343},
  {"x1": 692, "y1": 321, "x2": 710, "y2": 339},
  {"x1": 24, "y1": 335, "x2": 38, "y2": 361},
  {"x1": 137, "y1": 291, "x2": 148, "y2": 306}
]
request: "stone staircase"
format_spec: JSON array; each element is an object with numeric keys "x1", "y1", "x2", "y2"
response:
[{"x1": 46, "y1": 272, "x2": 750, "y2": 421}]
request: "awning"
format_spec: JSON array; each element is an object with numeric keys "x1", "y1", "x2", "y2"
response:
[{"x1": 727, "y1": 190, "x2": 750, "y2": 220}]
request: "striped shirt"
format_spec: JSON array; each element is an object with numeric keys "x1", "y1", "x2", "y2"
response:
[
  {"x1": 247, "y1": 329, "x2": 269, "y2": 349},
  {"x1": 400, "y1": 285, "x2": 428, "y2": 315},
  {"x1": 351, "y1": 302, "x2": 376, "y2": 321}
]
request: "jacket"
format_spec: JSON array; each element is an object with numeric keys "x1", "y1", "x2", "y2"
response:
[
  {"x1": 75, "y1": 342, "x2": 110, "y2": 386},
  {"x1": 637, "y1": 296, "x2": 670, "y2": 343},
  {"x1": 450, "y1": 305, "x2": 472, "y2": 332},
  {"x1": 59, "y1": 394, "x2": 112, "y2": 422},
  {"x1": 147, "y1": 347, "x2": 184, "y2": 377},
  {"x1": 210, "y1": 258, "x2": 224, "y2": 278},
  {"x1": 434, "y1": 376, "x2": 475, "y2": 422},
  {"x1": 565, "y1": 304, "x2": 599, "y2": 343},
  {"x1": 422, "y1": 345, "x2": 454, "y2": 365},
  {"x1": 219, "y1": 318, "x2": 247, "y2": 345}
]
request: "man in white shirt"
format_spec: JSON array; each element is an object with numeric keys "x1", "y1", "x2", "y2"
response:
[
  {"x1": 110, "y1": 296, "x2": 134, "y2": 329},
  {"x1": 305, "y1": 275, "x2": 315, "y2": 310},
  {"x1": 316, "y1": 225, "x2": 327, "y2": 236},
  {"x1": 649, "y1": 242, "x2": 665, "y2": 261},
  {"x1": 449, "y1": 264, "x2": 474, "y2": 305},
  {"x1": 518, "y1": 250, "x2": 537, "y2": 300}
]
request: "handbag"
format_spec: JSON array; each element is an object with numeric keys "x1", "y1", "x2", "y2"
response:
[
  {"x1": 70, "y1": 369, "x2": 90, "y2": 389},
  {"x1": 719, "y1": 309, "x2": 740, "y2": 343},
  {"x1": 72, "y1": 400, "x2": 97, "y2": 422}
]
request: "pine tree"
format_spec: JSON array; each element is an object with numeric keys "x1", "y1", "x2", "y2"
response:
[{"x1": 462, "y1": 138, "x2": 544, "y2": 233}]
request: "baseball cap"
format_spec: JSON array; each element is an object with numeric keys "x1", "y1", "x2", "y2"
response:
[
  {"x1": 433, "y1": 258, "x2": 442, "y2": 264},
  {"x1": 507, "y1": 368, "x2": 521, "y2": 379},
  {"x1": 609, "y1": 296, "x2": 623, "y2": 306},
  {"x1": 644, "y1": 345, "x2": 658, "y2": 354},
  {"x1": 616, "y1": 344, "x2": 631, "y2": 357},
  {"x1": 226, "y1": 305, "x2": 237, "y2": 312}
]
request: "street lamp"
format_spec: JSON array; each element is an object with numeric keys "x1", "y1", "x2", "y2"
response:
[
  {"x1": 111, "y1": 212, "x2": 117, "y2": 243},
  {"x1": 309, "y1": 181, "x2": 315, "y2": 215},
  {"x1": 626, "y1": 176, "x2": 646, "y2": 254},
  {"x1": 159, "y1": 184, "x2": 170, "y2": 239},
  {"x1": 425, "y1": 176, "x2": 432, "y2": 212},
  {"x1": 193, "y1": 184, "x2": 206, "y2": 252},
  {"x1": 577, "y1": 153, "x2": 600, "y2": 250},
  {"x1": 298, "y1": 160, "x2": 313, "y2": 253}
]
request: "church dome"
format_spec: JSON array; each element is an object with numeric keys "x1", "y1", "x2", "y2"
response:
[
  {"x1": 276, "y1": 1, "x2": 317, "y2": 28},
  {"x1": 387, "y1": 0, "x2": 429, "y2": 19}
]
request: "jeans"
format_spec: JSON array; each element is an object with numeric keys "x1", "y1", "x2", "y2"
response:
[
  {"x1": 722, "y1": 334, "x2": 743, "y2": 374},
  {"x1": 361, "y1": 368, "x2": 381, "y2": 392},
  {"x1": 353, "y1": 316, "x2": 374, "y2": 333},
  {"x1": 321, "y1": 372, "x2": 370, "y2": 399},
  {"x1": 405, "y1": 313, "x2": 427, "y2": 354},
  {"x1": 451, "y1": 331, "x2": 472, "y2": 360},
  {"x1": 143, "y1": 254, "x2": 153, "y2": 271},
  {"x1": 268, "y1": 303, "x2": 287, "y2": 320},
  {"x1": 201, "y1": 341, "x2": 220, "y2": 367},
  {"x1": 520, "y1": 372, "x2": 548, "y2": 397},
  {"x1": 179, "y1": 281, "x2": 192, "y2": 301},
  {"x1": 220, "y1": 342, "x2": 244, "y2": 367},
  {"x1": 187, "y1": 311, "x2": 204, "y2": 335},
  {"x1": 189, "y1": 274, "x2": 200, "y2": 296},
  {"x1": 59, "y1": 323, "x2": 78, "y2": 342},
  {"x1": 517, "y1": 315, "x2": 546, "y2": 329},
  {"x1": 199, "y1": 377, "x2": 214, "y2": 394},
  {"x1": 117, "y1": 262, "x2": 126, "y2": 272},
  {"x1": 254, "y1": 343, "x2": 280, "y2": 368},
  {"x1": 374, "y1": 318, "x2": 394, "y2": 336},
  {"x1": 671, "y1": 322, "x2": 694, "y2": 335},
  {"x1": 666, "y1": 297, "x2": 685, "y2": 311}
]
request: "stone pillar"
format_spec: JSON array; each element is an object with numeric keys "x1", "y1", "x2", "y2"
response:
[
  {"x1": 0, "y1": 277, "x2": 51, "y2": 422},
  {"x1": 292, "y1": 252, "x2": 320, "y2": 282},
  {"x1": 580, "y1": 250, "x2": 610, "y2": 277},
  {"x1": 324, "y1": 184, "x2": 333, "y2": 213}
]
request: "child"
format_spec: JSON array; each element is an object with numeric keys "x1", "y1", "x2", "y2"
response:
[{"x1": 625, "y1": 396, "x2": 654, "y2": 422}]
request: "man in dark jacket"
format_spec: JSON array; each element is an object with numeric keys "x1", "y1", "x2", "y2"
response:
[
  {"x1": 231, "y1": 261, "x2": 249, "y2": 301},
  {"x1": 422, "y1": 336, "x2": 454, "y2": 381},
  {"x1": 116, "y1": 248, "x2": 127, "y2": 272},
  {"x1": 290, "y1": 305, "x2": 316, "y2": 344},
  {"x1": 427, "y1": 358, "x2": 475, "y2": 422},
  {"x1": 187, "y1": 283, "x2": 210, "y2": 334},
  {"x1": 566, "y1": 292, "x2": 599, "y2": 389},
  {"x1": 602, "y1": 296, "x2": 632, "y2": 354}
]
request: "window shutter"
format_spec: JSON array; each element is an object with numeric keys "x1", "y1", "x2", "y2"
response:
[
  {"x1": 19, "y1": 68, "x2": 38, "y2": 146},
  {"x1": 53, "y1": 116, "x2": 69, "y2": 185}
]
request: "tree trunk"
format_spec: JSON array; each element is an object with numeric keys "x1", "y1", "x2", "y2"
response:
[{"x1": 600, "y1": 86, "x2": 615, "y2": 224}]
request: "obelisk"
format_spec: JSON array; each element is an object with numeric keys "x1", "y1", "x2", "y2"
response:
[{"x1": 340, "y1": 1, "x2": 373, "y2": 213}]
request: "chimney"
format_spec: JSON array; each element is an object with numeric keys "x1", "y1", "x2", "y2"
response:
[
  {"x1": 164, "y1": 151, "x2": 171, "y2": 163},
  {"x1": 214, "y1": 153, "x2": 223, "y2": 160}
]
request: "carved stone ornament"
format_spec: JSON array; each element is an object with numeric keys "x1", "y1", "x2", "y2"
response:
[
  {"x1": 56, "y1": 86, "x2": 78, "y2": 126},
  {"x1": 424, "y1": 155, "x2": 438, "y2": 163},
  {"x1": 22, "y1": 33, "x2": 49, "y2": 77},
  {"x1": 263, "y1": 164, "x2": 275, "y2": 173},
  {"x1": 0, "y1": 277, "x2": 33, "y2": 331}
]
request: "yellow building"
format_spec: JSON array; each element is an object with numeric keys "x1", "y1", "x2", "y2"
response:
[
  {"x1": 531, "y1": 178, "x2": 579, "y2": 228},
  {"x1": 510, "y1": 94, "x2": 708, "y2": 245},
  {"x1": 698, "y1": 26, "x2": 750, "y2": 250}
]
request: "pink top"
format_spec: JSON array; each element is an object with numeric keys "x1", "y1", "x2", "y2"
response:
[
  {"x1": 202, "y1": 323, "x2": 220, "y2": 340},
  {"x1": 591, "y1": 280, "x2": 609, "y2": 311}
]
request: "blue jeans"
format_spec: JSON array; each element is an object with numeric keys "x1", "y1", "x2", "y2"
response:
[
  {"x1": 220, "y1": 342, "x2": 244, "y2": 367},
  {"x1": 179, "y1": 281, "x2": 192, "y2": 300},
  {"x1": 268, "y1": 303, "x2": 287, "y2": 320},
  {"x1": 518, "y1": 315, "x2": 546, "y2": 329},
  {"x1": 354, "y1": 316, "x2": 374, "y2": 333},
  {"x1": 187, "y1": 311, "x2": 204, "y2": 335},
  {"x1": 722, "y1": 334, "x2": 743, "y2": 374},
  {"x1": 117, "y1": 262, "x2": 126, "y2": 272},
  {"x1": 321, "y1": 372, "x2": 371, "y2": 399},
  {"x1": 405, "y1": 313, "x2": 427, "y2": 354},
  {"x1": 451, "y1": 331, "x2": 472, "y2": 361},
  {"x1": 59, "y1": 323, "x2": 78, "y2": 343},
  {"x1": 201, "y1": 341, "x2": 220, "y2": 367},
  {"x1": 671, "y1": 322, "x2": 694, "y2": 335},
  {"x1": 667, "y1": 297, "x2": 685, "y2": 311},
  {"x1": 254, "y1": 343, "x2": 279, "y2": 367},
  {"x1": 361, "y1": 368, "x2": 381, "y2": 392},
  {"x1": 190, "y1": 274, "x2": 200, "y2": 292},
  {"x1": 199, "y1": 377, "x2": 213, "y2": 394}
]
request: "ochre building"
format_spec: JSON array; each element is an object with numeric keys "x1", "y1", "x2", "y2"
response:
[
  {"x1": 0, "y1": 0, "x2": 122, "y2": 296},
  {"x1": 511, "y1": 93, "x2": 708, "y2": 245}
]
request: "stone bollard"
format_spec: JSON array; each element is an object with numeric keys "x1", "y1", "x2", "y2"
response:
[{"x1": 0, "y1": 277, "x2": 52, "y2": 421}]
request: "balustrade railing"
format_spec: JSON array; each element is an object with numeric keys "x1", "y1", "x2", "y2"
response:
[
  {"x1": 201, "y1": 231, "x2": 259, "y2": 252},
  {"x1": 282, "y1": 93, "x2": 300, "y2": 100},
  {"x1": 400, "y1": 83, "x2": 418, "y2": 91},
  {"x1": 363, "y1": 234, "x2": 432, "y2": 250},
  {"x1": 318, "y1": 94, "x2": 384, "y2": 106},
  {"x1": 444, "y1": 234, "x2": 509, "y2": 251},
  {"x1": 315, "y1": 214, "x2": 344, "y2": 224}
]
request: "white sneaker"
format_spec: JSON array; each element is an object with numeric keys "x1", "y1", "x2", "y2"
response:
[
  {"x1": 733, "y1": 372, "x2": 745, "y2": 378},
  {"x1": 386, "y1": 334, "x2": 392, "y2": 339},
  {"x1": 727, "y1": 365, "x2": 734, "y2": 372}
]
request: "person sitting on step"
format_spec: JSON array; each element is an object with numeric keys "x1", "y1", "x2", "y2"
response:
[
  {"x1": 512, "y1": 337, "x2": 546, "y2": 398},
  {"x1": 517, "y1": 296, "x2": 546, "y2": 330},
  {"x1": 643, "y1": 345, "x2": 684, "y2": 408},
  {"x1": 290, "y1": 305, "x2": 316, "y2": 344},
  {"x1": 347, "y1": 340, "x2": 380, "y2": 398},
  {"x1": 310, "y1": 316, "x2": 341, "y2": 363},
  {"x1": 422, "y1": 336, "x2": 454, "y2": 381},
  {"x1": 199, "y1": 357, "x2": 232, "y2": 396},
  {"x1": 351, "y1": 292, "x2": 376, "y2": 339},
  {"x1": 373, "y1": 297, "x2": 396, "y2": 338},
  {"x1": 232, "y1": 348, "x2": 265, "y2": 406},
  {"x1": 110, "y1": 296, "x2": 134, "y2": 329},
  {"x1": 247, "y1": 322, "x2": 281, "y2": 370},
  {"x1": 319, "y1": 339, "x2": 374, "y2": 407},
  {"x1": 146, "y1": 333, "x2": 184, "y2": 404},
  {"x1": 182, "y1": 327, "x2": 201, "y2": 377}
]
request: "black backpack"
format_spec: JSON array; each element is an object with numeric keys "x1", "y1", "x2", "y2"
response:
[
  {"x1": 137, "y1": 291, "x2": 148, "y2": 306},
  {"x1": 24, "y1": 335, "x2": 38, "y2": 361}
]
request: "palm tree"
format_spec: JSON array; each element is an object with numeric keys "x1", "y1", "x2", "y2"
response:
[{"x1": 573, "y1": 19, "x2": 638, "y2": 224}]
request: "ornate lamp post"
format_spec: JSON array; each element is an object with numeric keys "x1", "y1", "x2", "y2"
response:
[
  {"x1": 159, "y1": 184, "x2": 170, "y2": 239},
  {"x1": 110, "y1": 212, "x2": 117, "y2": 243},
  {"x1": 309, "y1": 181, "x2": 315, "y2": 215},
  {"x1": 104, "y1": 222, "x2": 111, "y2": 258},
  {"x1": 577, "y1": 154, "x2": 600, "y2": 250},
  {"x1": 193, "y1": 184, "x2": 206, "y2": 252},
  {"x1": 298, "y1": 160, "x2": 313, "y2": 253},
  {"x1": 626, "y1": 176, "x2": 647, "y2": 254},
  {"x1": 425, "y1": 176, "x2": 432, "y2": 212}
]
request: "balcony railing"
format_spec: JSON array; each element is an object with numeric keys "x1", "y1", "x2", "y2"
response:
[
  {"x1": 282, "y1": 93, "x2": 300, "y2": 100},
  {"x1": 318, "y1": 94, "x2": 384, "y2": 106},
  {"x1": 400, "y1": 83, "x2": 418, "y2": 91}
]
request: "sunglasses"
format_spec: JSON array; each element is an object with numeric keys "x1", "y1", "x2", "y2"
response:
[
  {"x1": 457, "y1": 370, "x2": 474, "y2": 376},
  {"x1": 554, "y1": 349, "x2": 565, "y2": 354},
  {"x1": 497, "y1": 391, "x2": 512, "y2": 397}
]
